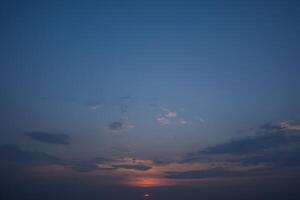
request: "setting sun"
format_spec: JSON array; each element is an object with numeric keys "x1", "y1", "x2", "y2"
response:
[{"x1": 144, "y1": 193, "x2": 150, "y2": 197}]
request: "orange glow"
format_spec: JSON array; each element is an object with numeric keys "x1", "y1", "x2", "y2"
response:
[
  {"x1": 131, "y1": 177, "x2": 161, "y2": 187},
  {"x1": 125, "y1": 177, "x2": 179, "y2": 187},
  {"x1": 124, "y1": 176, "x2": 227, "y2": 187}
]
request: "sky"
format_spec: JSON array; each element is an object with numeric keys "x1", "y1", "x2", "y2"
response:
[{"x1": 1, "y1": 0, "x2": 300, "y2": 199}]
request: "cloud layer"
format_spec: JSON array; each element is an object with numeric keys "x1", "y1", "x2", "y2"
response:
[
  {"x1": 108, "y1": 120, "x2": 134, "y2": 132},
  {"x1": 0, "y1": 144, "x2": 62, "y2": 164},
  {"x1": 25, "y1": 131, "x2": 70, "y2": 145}
]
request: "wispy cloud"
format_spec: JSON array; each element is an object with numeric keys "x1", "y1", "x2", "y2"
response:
[
  {"x1": 179, "y1": 119, "x2": 188, "y2": 125},
  {"x1": 87, "y1": 103, "x2": 103, "y2": 110},
  {"x1": 260, "y1": 121, "x2": 300, "y2": 132},
  {"x1": 25, "y1": 131, "x2": 70, "y2": 145},
  {"x1": 183, "y1": 132, "x2": 300, "y2": 165},
  {"x1": 108, "y1": 120, "x2": 134, "y2": 132},
  {"x1": 109, "y1": 121, "x2": 124, "y2": 131},
  {"x1": 260, "y1": 122, "x2": 282, "y2": 131},
  {"x1": 117, "y1": 96, "x2": 134, "y2": 115},
  {"x1": 0, "y1": 144, "x2": 62, "y2": 164},
  {"x1": 165, "y1": 167, "x2": 268, "y2": 179},
  {"x1": 156, "y1": 116, "x2": 170, "y2": 125},
  {"x1": 280, "y1": 121, "x2": 300, "y2": 131},
  {"x1": 71, "y1": 157, "x2": 152, "y2": 172},
  {"x1": 194, "y1": 121, "x2": 300, "y2": 157},
  {"x1": 156, "y1": 107, "x2": 188, "y2": 126},
  {"x1": 176, "y1": 121, "x2": 300, "y2": 182},
  {"x1": 162, "y1": 109, "x2": 177, "y2": 118},
  {"x1": 71, "y1": 157, "x2": 113, "y2": 172},
  {"x1": 238, "y1": 146, "x2": 300, "y2": 167},
  {"x1": 200, "y1": 132, "x2": 299, "y2": 155},
  {"x1": 112, "y1": 164, "x2": 152, "y2": 171}
]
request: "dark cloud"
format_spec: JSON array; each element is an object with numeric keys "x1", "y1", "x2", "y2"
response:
[
  {"x1": 112, "y1": 164, "x2": 152, "y2": 171},
  {"x1": 260, "y1": 122, "x2": 282, "y2": 131},
  {"x1": 165, "y1": 168, "x2": 266, "y2": 179},
  {"x1": 178, "y1": 123, "x2": 300, "y2": 177},
  {"x1": 109, "y1": 121, "x2": 124, "y2": 131},
  {"x1": 108, "y1": 120, "x2": 134, "y2": 131},
  {"x1": 71, "y1": 157, "x2": 112, "y2": 172},
  {"x1": 71, "y1": 158, "x2": 152, "y2": 172},
  {"x1": 182, "y1": 123, "x2": 300, "y2": 163},
  {"x1": 71, "y1": 162, "x2": 99, "y2": 172},
  {"x1": 152, "y1": 159, "x2": 174, "y2": 165},
  {"x1": 199, "y1": 132, "x2": 300, "y2": 156},
  {"x1": 239, "y1": 146, "x2": 300, "y2": 167},
  {"x1": 71, "y1": 165, "x2": 96, "y2": 172},
  {"x1": 0, "y1": 144, "x2": 62, "y2": 164},
  {"x1": 0, "y1": 142, "x2": 152, "y2": 173},
  {"x1": 260, "y1": 122, "x2": 300, "y2": 132},
  {"x1": 25, "y1": 131, "x2": 70, "y2": 144}
]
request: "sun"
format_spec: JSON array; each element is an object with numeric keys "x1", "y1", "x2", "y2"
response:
[{"x1": 144, "y1": 193, "x2": 150, "y2": 198}]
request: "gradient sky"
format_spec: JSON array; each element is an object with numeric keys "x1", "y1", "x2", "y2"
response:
[{"x1": 1, "y1": 0, "x2": 300, "y2": 199}]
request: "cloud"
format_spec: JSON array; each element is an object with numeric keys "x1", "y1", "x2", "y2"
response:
[
  {"x1": 165, "y1": 168, "x2": 264, "y2": 179},
  {"x1": 238, "y1": 146, "x2": 300, "y2": 167},
  {"x1": 109, "y1": 121, "x2": 123, "y2": 130},
  {"x1": 179, "y1": 119, "x2": 188, "y2": 125},
  {"x1": 0, "y1": 144, "x2": 153, "y2": 174},
  {"x1": 71, "y1": 157, "x2": 112, "y2": 172},
  {"x1": 108, "y1": 120, "x2": 134, "y2": 131},
  {"x1": 156, "y1": 116, "x2": 170, "y2": 125},
  {"x1": 156, "y1": 107, "x2": 177, "y2": 125},
  {"x1": 161, "y1": 107, "x2": 177, "y2": 118},
  {"x1": 71, "y1": 157, "x2": 152, "y2": 172},
  {"x1": 0, "y1": 145, "x2": 153, "y2": 174},
  {"x1": 260, "y1": 121, "x2": 300, "y2": 132},
  {"x1": 117, "y1": 96, "x2": 133, "y2": 115},
  {"x1": 280, "y1": 121, "x2": 300, "y2": 131},
  {"x1": 112, "y1": 164, "x2": 152, "y2": 171},
  {"x1": 200, "y1": 133, "x2": 299, "y2": 155},
  {"x1": 156, "y1": 107, "x2": 188, "y2": 126},
  {"x1": 177, "y1": 122, "x2": 300, "y2": 182},
  {"x1": 0, "y1": 144, "x2": 62, "y2": 164},
  {"x1": 164, "y1": 111, "x2": 177, "y2": 118},
  {"x1": 198, "y1": 117, "x2": 205, "y2": 123},
  {"x1": 182, "y1": 123, "x2": 300, "y2": 163},
  {"x1": 86, "y1": 101, "x2": 104, "y2": 110},
  {"x1": 25, "y1": 131, "x2": 70, "y2": 144},
  {"x1": 71, "y1": 162, "x2": 99, "y2": 172},
  {"x1": 260, "y1": 122, "x2": 282, "y2": 131},
  {"x1": 85, "y1": 96, "x2": 133, "y2": 112},
  {"x1": 108, "y1": 157, "x2": 153, "y2": 171}
]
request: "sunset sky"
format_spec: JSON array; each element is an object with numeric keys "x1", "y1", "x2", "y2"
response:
[{"x1": 1, "y1": 0, "x2": 300, "y2": 199}]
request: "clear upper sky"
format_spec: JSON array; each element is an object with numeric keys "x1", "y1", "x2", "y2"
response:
[{"x1": 1, "y1": 0, "x2": 300, "y2": 199}]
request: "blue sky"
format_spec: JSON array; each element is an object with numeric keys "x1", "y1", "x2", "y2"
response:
[{"x1": 1, "y1": 0, "x2": 300, "y2": 199}]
